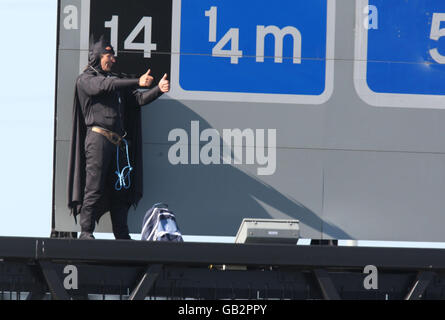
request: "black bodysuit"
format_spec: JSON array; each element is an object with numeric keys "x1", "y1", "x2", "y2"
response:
[{"x1": 71, "y1": 67, "x2": 162, "y2": 239}]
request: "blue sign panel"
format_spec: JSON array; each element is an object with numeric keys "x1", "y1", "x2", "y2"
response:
[
  {"x1": 177, "y1": 0, "x2": 330, "y2": 97},
  {"x1": 367, "y1": 0, "x2": 445, "y2": 95}
]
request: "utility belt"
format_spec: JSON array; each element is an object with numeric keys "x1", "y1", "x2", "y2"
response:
[{"x1": 91, "y1": 126, "x2": 127, "y2": 147}]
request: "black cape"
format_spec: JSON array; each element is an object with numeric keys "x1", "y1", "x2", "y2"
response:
[{"x1": 67, "y1": 74, "x2": 144, "y2": 223}]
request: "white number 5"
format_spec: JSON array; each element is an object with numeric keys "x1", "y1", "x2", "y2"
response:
[{"x1": 430, "y1": 13, "x2": 445, "y2": 64}]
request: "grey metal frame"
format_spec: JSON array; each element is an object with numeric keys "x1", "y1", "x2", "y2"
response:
[{"x1": 1, "y1": 237, "x2": 445, "y2": 300}]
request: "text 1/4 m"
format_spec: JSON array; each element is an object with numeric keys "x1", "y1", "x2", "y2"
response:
[{"x1": 205, "y1": 6, "x2": 301, "y2": 64}]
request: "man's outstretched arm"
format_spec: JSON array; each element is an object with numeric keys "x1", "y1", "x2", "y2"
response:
[
  {"x1": 133, "y1": 73, "x2": 170, "y2": 106},
  {"x1": 78, "y1": 69, "x2": 154, "y2": 96}
]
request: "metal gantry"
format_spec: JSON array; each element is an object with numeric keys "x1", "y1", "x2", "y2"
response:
[{"x1": 1, "y1": 236, "x2": 445, "y2": 300}]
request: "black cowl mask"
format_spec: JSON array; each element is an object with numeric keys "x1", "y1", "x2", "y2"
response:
[{"x1": 88, "y1": 36, "x2": 115, "y2": 72}]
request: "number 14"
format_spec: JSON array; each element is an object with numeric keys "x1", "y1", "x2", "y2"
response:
[{"x1": 105, "y1": 15, "x2": 157, "y2": 58}]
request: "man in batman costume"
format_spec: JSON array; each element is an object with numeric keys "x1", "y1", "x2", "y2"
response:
[{"x1": 67, "y1": 37, "x2": 170, "y2": 239}]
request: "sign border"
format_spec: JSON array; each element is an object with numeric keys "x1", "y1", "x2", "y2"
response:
[
  {"x1": 167, "y1": 0, "x2": 336, "y2": 104},
  {"x1": 354, "y1": 0, "x2": 445, "y2": 109}
]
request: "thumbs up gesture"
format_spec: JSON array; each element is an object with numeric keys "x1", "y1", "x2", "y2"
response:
[
  {"x1": 158, "y1": 73, "x2": 170, "y2": 93},
  {"x1": 139, "y1": 69, "x2": 154, "y2": 87}
]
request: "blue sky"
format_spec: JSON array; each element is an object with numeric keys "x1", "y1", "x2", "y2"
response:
[
  {"x1": 1, "y1": 0, "x2": 445, "y2": 247},
  {"x1": 0, "y1": 0, "x2": 56, "y2": 237}
]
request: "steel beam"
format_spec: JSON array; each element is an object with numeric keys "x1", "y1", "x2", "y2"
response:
[
  {"x1": 38, "y1": 261, "x2": 71, "y2": 300},
  {"x1": 405, "y1": 271, "x2": 436, "y2": 300},
  {"x1": 31, "y1": 237, "x2": 445, "y2": 270},
  {"x1": 129, "y1": 264, "x2": 162, "y2": 300},
  {"x1": 313, "y1": 269, "x2": 341, "y2": 300}
]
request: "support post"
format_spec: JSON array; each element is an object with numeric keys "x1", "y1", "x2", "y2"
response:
[
  {"x1": 38, "y1": 261, "x2": 71, "y2": 300},
  {"x1": 128, "y1": 264, "x2": 162, "y2": 300},
  {"x1": 405, "y1": 271, "x2": 435, "y2": 300},
  {"x1": 313, "y1": 268, "x2": 341, "y2": 300},
  {"x1": 26, "y1": 265, "x2": 48, "y2": 300}
]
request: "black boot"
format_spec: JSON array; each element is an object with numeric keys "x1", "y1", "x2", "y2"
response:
[{"x1": 79, "y1": 232, "x2": 95, "y2": 240}]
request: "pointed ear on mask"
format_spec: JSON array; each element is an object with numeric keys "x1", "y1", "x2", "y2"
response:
[{"x1": 88, "y1": 34, "x2": 106, "y2": 51}]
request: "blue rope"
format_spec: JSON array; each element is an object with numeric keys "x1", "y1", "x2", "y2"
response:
[{"x1": 115, "y1": 138, "x2": 133, "y2": 191}]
